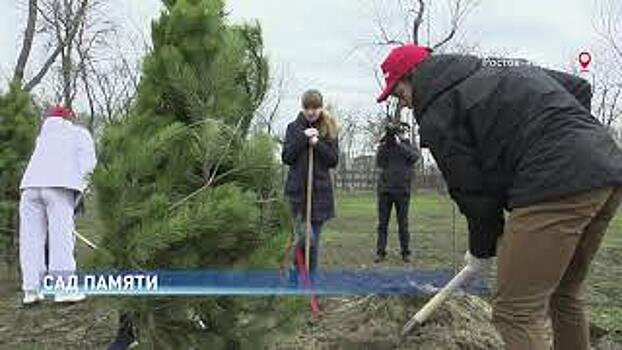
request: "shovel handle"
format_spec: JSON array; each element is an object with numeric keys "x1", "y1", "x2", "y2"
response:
[
  {"x1": 73, "y1": 229, "x2": 99, "y2": 250},
  {"x1": 401, "y1": 266, "x2": 475, "y2": 335},
  {"x1": 305, "y1": 145, "x2": 314, "y2": 274}
]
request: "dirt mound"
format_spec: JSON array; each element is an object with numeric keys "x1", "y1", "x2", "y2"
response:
[
  {"x1": 275, "y1": 294, "x2": 622, "y2": 350},
  {"x1": 278, "y1": 295, "x2": 503, "y2": 350}
]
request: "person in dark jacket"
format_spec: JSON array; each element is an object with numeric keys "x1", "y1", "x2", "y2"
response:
[
  {"x1": 375, "y1": 122, "x2": 420, "y2": 263},
  {"x1": 282, "y1": 89, "x2": 339, "y2": 282},
  {"x1": 376, "y1": 45, "x2": 622, "y2": 350}
]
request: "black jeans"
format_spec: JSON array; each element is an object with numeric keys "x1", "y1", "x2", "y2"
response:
[{"x1": 376, "y1": 192, "x2": 411, "y2": 257}]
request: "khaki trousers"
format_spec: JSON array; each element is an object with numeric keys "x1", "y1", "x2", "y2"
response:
[{"x1": 493, "y1": 187, "x2": 622, "y2": 350}]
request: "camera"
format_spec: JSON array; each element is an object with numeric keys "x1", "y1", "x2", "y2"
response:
[{"x1": 382, "y1": 121, "x2": 410, "y2": 143}]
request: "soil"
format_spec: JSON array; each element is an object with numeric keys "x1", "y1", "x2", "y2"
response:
[
  {"x1": 275, "y1": 295, "x2": 503, "y2": 350},
  {"x1": 275, "y1": 294, "x2": 622, "y2": 350}
]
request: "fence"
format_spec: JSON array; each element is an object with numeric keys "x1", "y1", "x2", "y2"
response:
[{"x1": 332, "y1": 169, "x2": 446, "y2": 193}]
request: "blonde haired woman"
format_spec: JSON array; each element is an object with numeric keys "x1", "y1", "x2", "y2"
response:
[{"x1": 282, "y1": 89, "x2": 339, "y2": 283}]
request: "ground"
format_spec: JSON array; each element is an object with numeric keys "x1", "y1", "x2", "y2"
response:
[{"x1": 1, "y1": 191, "x2": 621, "y2": 349}]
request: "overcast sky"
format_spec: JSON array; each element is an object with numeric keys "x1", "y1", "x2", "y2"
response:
[{"x1": 0, "y1": 0, "x2": 600, "y2": 132}]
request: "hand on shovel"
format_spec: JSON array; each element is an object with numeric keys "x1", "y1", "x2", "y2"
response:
[
  {"x1": 463, "y1": 251, "x2": 493, "y2": 278},
  {"x1": 401, "y1": 251, "x2": 494, "y2": 336}
]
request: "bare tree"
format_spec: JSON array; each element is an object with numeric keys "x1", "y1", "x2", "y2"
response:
[
  {"x1": 30, "y1": 0, "x2": 141, "y2": 131},
  {"x1": 11, "y1": 0, "x2": 88, "y2": 92},
  {"x1": 78, "y1": 31, "x2": 141, "y2": 129},
  {"x1": 370, "y1": 0, "x2": 480, "y2": 153},
  {"x1": 337, "y1": 0, "x2": 479, "y2": 183},
  {"x1": 88, "y1": 29, "x2": 145, "y2": 127},
  {"x1": 372, "y1": 0, "x2": 480, "y2": 50},
  {"x1": 18, "y1": 0, "x2": 89, "y2": 92},
  {"x1": 360, "y1": 110, "x2": 388, "y2": 152},
  {"x1": 88, "y1": 62, "x2": 133, "y2": 124},
  {"x1": 593, "y1": 0, "x2": 622, "y2": 132},
  {"x1": 340, "y1": 113, "x2": 358, "y2": 161},
  {"x1": 593, "y1": 77, "x2": 621, "y2": 129},
  {"x1": 253, "y1": 66, "x2": 288, "y2": 138},
  {"x1": 34, "y1": 0, "x2": 100, "y2": 107},
  {"x1": 595, "y1": 0, "x2": 622, "y2": 71}
]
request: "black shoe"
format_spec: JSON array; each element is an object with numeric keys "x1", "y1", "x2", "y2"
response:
[
  {"x1": 374, "y1": 254, "x2": 386, "y2": 263},
  {"x1": 401, "y1": 254, "x2": 411, "y2": 263},
  {"x1": 107, "y1": 313, "x2": 137, "y2": 350}
]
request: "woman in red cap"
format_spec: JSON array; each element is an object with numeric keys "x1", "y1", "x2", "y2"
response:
[
  {"x1": 19, "y1": 105, "x2": 97, "y2": 305},
  {"x1": 377, "y1": 45, "x2": 622, "y2": 350}
]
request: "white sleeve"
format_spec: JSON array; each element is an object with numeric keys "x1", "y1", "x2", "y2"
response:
[{"x1": 75, "y1": 126, "x2": 97, "y2": 192}]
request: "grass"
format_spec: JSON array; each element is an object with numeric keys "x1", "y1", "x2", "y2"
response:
[
  {"x1": 322, "y1": 190, "x2": 468, "y2": 270},
  {"x1": 586, "y1": 208, "x2": 622, "y2": 332}
]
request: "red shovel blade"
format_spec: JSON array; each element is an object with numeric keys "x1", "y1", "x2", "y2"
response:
[{"x1": 295, "y1": 247, "x2": 321, "y2": 317}]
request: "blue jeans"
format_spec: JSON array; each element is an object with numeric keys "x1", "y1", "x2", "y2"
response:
[{"x1": 288, "y1": 221, "x2": 323, "y2": 286}]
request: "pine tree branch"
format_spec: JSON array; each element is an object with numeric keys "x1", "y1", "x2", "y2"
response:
[{"x1": 168, "y1": 116, "x2": 246, "y2": 212}]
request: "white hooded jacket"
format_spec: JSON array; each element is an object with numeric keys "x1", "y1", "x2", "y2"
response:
[{"x1": 20, "y1": 117, "x2": 97, "y2": 193}]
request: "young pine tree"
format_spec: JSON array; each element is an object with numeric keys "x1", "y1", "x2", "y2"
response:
[
  {"x1": 91, "y1": 0, "x2": 286, "y2": 347},
  {"x1": 0, "y1": 86, "x2": 37, "y2": 268}
]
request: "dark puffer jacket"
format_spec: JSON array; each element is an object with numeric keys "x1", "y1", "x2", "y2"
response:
[
  {"x1": 376, "y1": 138, "x2": 420, "y2": 194},
  {"x1": 282, "y1": 113, "x2": 339, "y2": 223},
  {"x1": 411, "y1": 55, "x2": 622, "y2": 258}
]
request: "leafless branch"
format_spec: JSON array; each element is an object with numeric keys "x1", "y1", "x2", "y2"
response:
[
  {"x1": 24, "y1": 0, "x2": 89, "y2": 92},
  {"x1": 373, "y1": 2, "x2": 405, "y2": 46},
  {"x1": 371, "y1": 0, "x2": 478, "y2": 51},
  {"x1": 13, "y1": 0, "x2": 38, "y2": 86},
  {"x1": 412, "y1": 0, "x2": 425, "y2": 44},
  {"x1": 432, "y1": 0, "x2": 479, "y2": 50},
  {"x1": 593, "y1": 0, "x2": 622, "y2": 128},
  {"x1": 609, "y1": 88, "x2": 621, "y2": 125}
]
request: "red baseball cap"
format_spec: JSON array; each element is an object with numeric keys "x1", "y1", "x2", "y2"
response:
[
  {"x1": 45, "y1": 105, "x2": 74, "y2": 119},
  {"x1": 377, "y1": 45, "x2": 431, "y2": 103}
]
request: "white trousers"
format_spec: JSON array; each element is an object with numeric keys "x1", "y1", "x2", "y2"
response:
[{"x1": 19, "y1": 187, "x2": 76, "y2": 291}]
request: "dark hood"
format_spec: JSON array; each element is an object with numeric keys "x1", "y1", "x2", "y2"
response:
[{"x1": 410, "y1": 54, "x2": 482, "y2": 122}]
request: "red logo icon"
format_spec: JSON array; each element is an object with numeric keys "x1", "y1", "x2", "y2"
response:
[{"x1": 578, "y1": 51, "x2": 592, "y2": 72}]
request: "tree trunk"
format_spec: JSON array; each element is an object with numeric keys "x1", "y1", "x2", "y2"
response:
[
  {"x1": 12, "y1": 0, "x2": 38, "y2": 87},
  {"x1": 62, "y1": 0, "x2": 74, "y2": 107}
]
